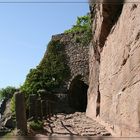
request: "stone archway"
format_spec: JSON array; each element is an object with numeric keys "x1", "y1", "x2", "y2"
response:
[{"x1": 68, "y1": 75, "x2": 88, "y2": 112}]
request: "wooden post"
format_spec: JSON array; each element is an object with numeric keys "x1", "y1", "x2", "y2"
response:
[{"x1": 15, "y1": 92, "x2": 27, "y2": 135}]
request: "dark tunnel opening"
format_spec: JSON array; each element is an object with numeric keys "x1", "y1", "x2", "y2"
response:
[{"x1": 68, "y1": 75, "x2": 88, "y2": 112}]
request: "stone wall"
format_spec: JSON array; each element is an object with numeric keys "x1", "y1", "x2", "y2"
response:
[
  {"x1": 38, "y1": 33, "x2": 89, "y2": 111},
  {"x1": 86, "y1": 1, "x2": 140, "y2": 136},
  {"x1": 52, "y1": 33, "x2": 89, "y2": 90}
]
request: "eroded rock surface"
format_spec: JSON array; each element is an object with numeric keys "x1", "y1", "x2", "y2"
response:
[{"x1": 86, "y1": 2, "x2": 140, "y2": 136}]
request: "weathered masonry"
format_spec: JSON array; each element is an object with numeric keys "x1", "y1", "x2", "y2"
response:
[{"x1": 47, "y1": 33, "x2": 89, "y2": 112}]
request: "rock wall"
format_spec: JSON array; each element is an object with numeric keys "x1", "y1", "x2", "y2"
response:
[
  {"x1": 52, "y1": 33, "x2": 89, "y2": 90},
  {"x1": 86, "y1": 1, "x2": 140, "y2": 136}
]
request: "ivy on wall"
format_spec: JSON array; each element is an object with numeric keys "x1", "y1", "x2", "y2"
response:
[
  {"x1": 20, "y1": 40, "x2": 70, "y2": 97},
  {"x1": 20, "y1": 13, "x2": 92, "y2": 99}
]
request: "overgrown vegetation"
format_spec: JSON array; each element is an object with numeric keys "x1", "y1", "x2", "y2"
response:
[
  {"x1": 20, "y1": 40, "x2": 70, "y2": 98},
  {"x1": 0, "y1": 86, "x2": 17, "y2": 100},
  {"x1": 64, "y1": 14, "x2": 92, "y2": 45},
  {"x1": 0, "y1": 86, "x2": 17, "y2": 115},
  {"x1": 10, "y1": 95, "x2": 15, "y2": 114},
  {"x1": 20, "y1": 14, "x2": 92, "y2": 98},
  {"x1": 19, "y1": 14, "x2": 92, "y2": 114},
  {"x1": 29, "y1": 120, "x2": 43, "y2": 130}
]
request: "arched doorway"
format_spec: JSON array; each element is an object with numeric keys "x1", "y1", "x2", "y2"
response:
[{"x1": 68, "y1": 75, "x2": 88, "y2": 112}]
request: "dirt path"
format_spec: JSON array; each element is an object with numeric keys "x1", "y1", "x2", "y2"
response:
[{"x1": 35, "y1": 112, "x2": 111, "y2": 137}]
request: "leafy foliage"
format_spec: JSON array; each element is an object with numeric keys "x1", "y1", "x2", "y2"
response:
[
  {"x1": 29, "y1": 120, "x2": 43, "y2": 130},
  {"x1": 0, "y1": 86, "x2": 17, "y2": 100},
  {"x1": 64, "y1": 14, "x2": 92, "y2": 45},
  {"x1": 10, "y1": 95, "x2": 15, "y2": 114},
  {"x1": 20, "y1": 40, "x2": 70, "y2": 97}
]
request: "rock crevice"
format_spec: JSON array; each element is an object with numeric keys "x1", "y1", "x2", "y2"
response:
[{"x1": 86, "y1": 1, "x2": 140, "y2": 136}]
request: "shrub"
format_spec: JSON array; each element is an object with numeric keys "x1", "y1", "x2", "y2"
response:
[
  {"x1": 0, "y1": 86, "x2": 17, "y2": 100},
  {"x1": 29, "y1": 120, "x2": 43, "y2": 130},
  {"x1": 64, "y1": 14, "x2": 92, "y2": 45}
]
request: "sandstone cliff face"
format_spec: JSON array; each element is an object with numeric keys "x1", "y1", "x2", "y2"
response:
[{"x1": 86, "y1": 2, "x2": 140, "y2": 136}]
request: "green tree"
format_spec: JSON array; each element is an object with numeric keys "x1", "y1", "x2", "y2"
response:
[
  {"x1": 0, "y1": 86, "x2": 17, "y2": 100},
  {"x1": 64, "y1": 14, "x2": 92, "y2": 45},
  {"x1": 65, "y1": 14, "x2": 91, "y2": 33}
]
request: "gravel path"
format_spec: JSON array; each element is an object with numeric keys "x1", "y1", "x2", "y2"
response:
[{"x1": 35, "y1": 112, "x2": 111, "y2": 137}]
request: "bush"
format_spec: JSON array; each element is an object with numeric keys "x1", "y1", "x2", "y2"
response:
[
  {"x1": 0, "y1": 86, "x2": 17, "y2": 100},
  {"x1": 29, "y1": 120, "x2": 43, "y2": 130},
  {"x1": 64, "y1": 14, "x2": 92, "y2": 45}
]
